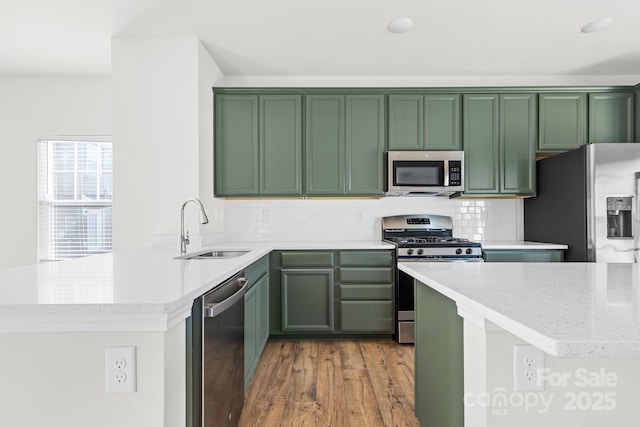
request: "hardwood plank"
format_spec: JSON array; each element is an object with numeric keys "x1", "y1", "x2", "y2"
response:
[
  {"x1": 359, "y1": 340, "x2": 420, "y2": 427},
  {"x1": 287, "y1": 340, "x2": 318, "y2": 402},
  {"x1": 281, "y1": 400, "x2": 317, "y2": 426},
  {"x1": 315, "y1": 341, "x2": 349, "y2": 426},
  {"x1": 240, "y1": 339, "x2": 419, "y2": 427},
  {"x1": 238, "y1": 340, "x2": 294, "y2": 426},
  {"x1": 343, "y1": 368, "x2": 385, "y2": 426}
]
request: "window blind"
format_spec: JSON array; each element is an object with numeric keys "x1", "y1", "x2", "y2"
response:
[{"x1": 38, "y1": 139, "x2": 113, "y2": 261}]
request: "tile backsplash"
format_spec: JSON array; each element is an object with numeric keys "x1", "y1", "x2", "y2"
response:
[{"x1": 224, "y1": 197, "x2": 523, "y2": 242}]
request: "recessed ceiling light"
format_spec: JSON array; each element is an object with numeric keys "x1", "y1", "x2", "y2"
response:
[
  {"x1": 389, "y1": 18, "x2": 413, "y2": 34},
  {"x1": 581, "y1": 18, "x2": 613, "y2": 33}
]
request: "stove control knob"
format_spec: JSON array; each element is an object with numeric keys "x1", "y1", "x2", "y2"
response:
[
  {"x1": 417, "y1": 249, "x2": 424, "y2": 255},
  {"x1": 407, "y1": 249, "x2": 414, "y2": 255},
  {"x1": 465, "y1": 248, "x2": 473, "y2": 255},
  {"x1": 455, "y1": 248, "x2": 463, "y2": 255}
]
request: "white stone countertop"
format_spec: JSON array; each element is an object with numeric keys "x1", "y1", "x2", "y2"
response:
[
  {"x1": 481, "y1": 241, "x2": 568, "y2": 250},
  {"x1": 0, "y1": 240, "x2": 393, "y2": 333},
  {"x1": 399, "y1": 261, "x2": 640, "y2": 358}
]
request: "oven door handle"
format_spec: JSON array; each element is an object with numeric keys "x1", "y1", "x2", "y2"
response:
[{"x1": 203, "y1": 277, "x2": 248, "y2": 318}]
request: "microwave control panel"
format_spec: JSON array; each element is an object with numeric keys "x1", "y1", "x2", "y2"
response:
[{"x1": 448, "y1": 161, "x2": 462, "y2": 186}]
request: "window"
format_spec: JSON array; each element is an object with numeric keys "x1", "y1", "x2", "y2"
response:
[{"x1": 38, "y1": 138, "x2": 112, "y2": 261}]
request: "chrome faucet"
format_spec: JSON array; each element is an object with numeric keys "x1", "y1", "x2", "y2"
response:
[{"x1": 180, "y1": 198, "x2": 209, "y2": 255}]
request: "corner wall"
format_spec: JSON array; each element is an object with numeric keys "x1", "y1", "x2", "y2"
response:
[
  {"x1": 0, "y1": 76, "x2": 111, "y2": 268},
  {"x1": 111, "y1": 37, "x2": 224, "y2": 252}
]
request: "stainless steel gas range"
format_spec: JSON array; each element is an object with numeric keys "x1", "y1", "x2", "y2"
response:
[{"x1": 382, "y1": 214, "x2": 483, "y2": 343}]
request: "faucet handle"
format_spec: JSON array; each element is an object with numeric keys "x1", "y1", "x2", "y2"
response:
[{"x1": 185, "y1": 230, "x2": 190, "y2": 246}]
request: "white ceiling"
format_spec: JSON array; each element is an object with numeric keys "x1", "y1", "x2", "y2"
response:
[{"x1": 3, "y1": 0, "x2": 640, "y2": 82}]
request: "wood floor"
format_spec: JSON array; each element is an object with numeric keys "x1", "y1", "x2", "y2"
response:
[{"x1": 238, "y1": 339, "x2": 420, "y2": 427}]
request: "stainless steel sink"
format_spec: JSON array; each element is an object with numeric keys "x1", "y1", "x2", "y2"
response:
[{"x1": 175, "y1": 250, "x2": 250, "y2": 260}]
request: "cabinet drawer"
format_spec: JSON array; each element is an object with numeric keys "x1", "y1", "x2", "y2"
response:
[
  {"x1": 339, "y1": 267, "x2": 393, "y2": 283},
  {"x1": 340, "y1": 301, "x2": 394, "y2": 332},
  {"x1": 339, "y1": 283, "x2": 393, "y2": 300},
  {"x1": 245, "y1": 254, "x2": 269, "y2": 286},
  {"x1": 280, "y1": 251, "x2": 334, "y2": 267},
  {"x1": 339, "y1": 250, "x2": 393, "y2": 267}
]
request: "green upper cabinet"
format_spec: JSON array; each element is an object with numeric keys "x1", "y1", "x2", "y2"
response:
[
  {"x1": 463, "y1": 94, "x2": 500, "y2": 195},
  {"x1": 500, "y1": 94, "x2": 537, "y2": 195},
  {"x1": 388, "y1": 94, "x2": 424, "y2": 150},
  {"x1": 305, "y1": 95, "x2": 346, "y2": 195},
  {"x1": 538, "y1": 93, "x2": 587, "y2": 151},
  {"x1": 636, "y1": 85, "x2": 640, "y2": 142},
  {"x1": 306, "y1": 94, "x2": 386, "y2": 196},
  {"x1": 388, "y1": 94, "x2": 461, "y2": 150},
  {"x1": 425, "y1": 94, "x2": 462, "y2": 150},
  {"x1": 589, "y1": 92, "x2": 634, "y2": 143},
  {"x1": 463, "y1": 93, "x2": 536, "y2": 196},
  {"x1": 259, "y1": 95, "x2": 303, "y2": 195},
  {"x1": 346, "y1": 95, "x2": 386, "y2": 195},
  {"x1": 215, "y1": 94, "x2": 302, "y2": 197},
  {"x1": 215, "y1": 94, "x2": 259, "y2": 195}
]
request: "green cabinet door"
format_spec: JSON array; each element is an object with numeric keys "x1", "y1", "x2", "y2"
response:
[
  {"x1": 538, "y1": 93, "x2": 587, "y2": 151},
  {"x1": 500, "y1": 94, "x2": 536, "y2": 195},
  {"x1": 463, "y1": 94, "x2": 500, "y2": 194},
  {"x1": 305, "y1": 95, "x2": 346, "y2": 195},
  {"x1": 256, "y1": 274, "x2": 269, "y2": 353},
  {"x1": 636, "y1": 85, "x2": 640, "y2": 142},
  {"x1": 259, "y1": 95, "x2": 303, "y2": 195},
  {"x1": 589, "y1": 92, "x2": 634, "y2": 143},
  {"x1": 244, "y1": 282, "x2": 258, "y2": 390},
  {"x1": 214, "y1": 94, "x2": 259, "y2": 195},
  {"x1": 425, "y1": 94, "x2": 462, "y2": 150},
  {"x1": 388, "y1": 94, "x2": 424, "y2": 150},
  {"x1": 346, "y1": 95, "x2": 386, "y2": 195},
  {"x1": 281, "y1": 268, "x2": 334, "y2": 332}
]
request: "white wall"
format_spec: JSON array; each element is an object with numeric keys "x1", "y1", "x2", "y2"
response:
[
  {"x1": 0, "y1": 76, "x2": 111, "y2": 268},
  {"x1": 463, "y1": 321, "x2": 640, "y2": 426},
  {"x1": 0, "y1": 331, "x2": 166, "y2": 427},
  {"x1": 225, "y1": 198, "x2": 522, "y2": 242},
  {"x1": 111, "y1": 37, "x2": 224, "y2": 252}
]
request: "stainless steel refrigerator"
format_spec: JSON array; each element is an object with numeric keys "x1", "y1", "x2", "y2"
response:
[{"x1": 524, "y1": 143, "x2": 640, "y2": 262}]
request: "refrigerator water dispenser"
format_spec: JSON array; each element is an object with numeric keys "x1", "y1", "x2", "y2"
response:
[{"x1": 607, "y1": 196, "x2": 633, "y2": 238}]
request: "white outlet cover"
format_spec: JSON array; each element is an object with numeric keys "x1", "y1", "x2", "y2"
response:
[
  {"x1": 513, "y1": 344, "x2": 545, "y2": 391},
  {"x1": 105, "y1": 346, "x2": 137, "y2": 393}
]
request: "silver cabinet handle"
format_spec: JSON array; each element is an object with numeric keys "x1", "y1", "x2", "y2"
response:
[{"x1": 203, "y1": 277, "x2": 248, "y2": 319}]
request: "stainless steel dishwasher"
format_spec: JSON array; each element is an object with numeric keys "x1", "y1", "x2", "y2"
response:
[{"x1": 189, "y1": 270, "x2": 248, "y2": 427}]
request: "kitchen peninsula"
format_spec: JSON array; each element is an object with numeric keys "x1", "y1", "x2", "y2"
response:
[
  {"x1": 401, "y1": 261, "x2": 640, "y2": 427},
  {"x1": 0, "y1": 240, "x2": 391, "y2": 427}
]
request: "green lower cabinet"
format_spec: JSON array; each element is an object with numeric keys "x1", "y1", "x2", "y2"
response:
[
  {"x1": 244, "y1": 283, "x2": 258, "y2": 390},
  {"x1": 340, "y1": 300, "x2": 393, "y2": 332},
  {"x1": 244, "y1": 256, "x2": 270, "y2": 390},
  {"x1": 483, "y1": 249, "x2": 564, "y2": 262},
  {"x1": 281, "y1": 268, "x2": 335, "y2": 332},
  {"x1": 415, "y1": 279, "x2": 464, "y2": 427},
  {"x1": 589, "y1": 92, "x2": 634, "y2": 143},
  {"x1": 269, "y1": 250, "x2": 395, "y2": 337}
]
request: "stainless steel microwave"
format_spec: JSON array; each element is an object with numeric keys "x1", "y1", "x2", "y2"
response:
[{"x1": 386, "y1": 151, "x2": 464, "y2": 196}]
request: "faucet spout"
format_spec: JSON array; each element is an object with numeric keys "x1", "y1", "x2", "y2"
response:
[{"x1": 180, "y1": 198, "x2": 209, "y2": 255}]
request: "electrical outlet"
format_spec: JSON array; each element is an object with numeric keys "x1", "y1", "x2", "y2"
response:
[
  {"x1": 514, "y1": 344, "x2": 544, "y2": 391},
  {"x1": 105, "y1": 346, "x2": 137, "y2": 393}
]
